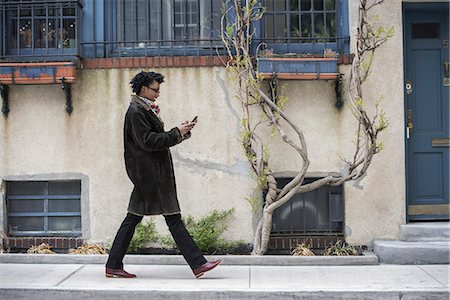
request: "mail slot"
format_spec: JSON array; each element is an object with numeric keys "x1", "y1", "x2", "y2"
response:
[{"x1": 432, "y1": 138, "x2": 450, "y2": 147}]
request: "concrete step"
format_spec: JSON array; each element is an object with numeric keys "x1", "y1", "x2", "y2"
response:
[
  {"x1": 400, "y1": 222, "x2": 450, "y2": 242},
  {"x1": 374, "y1": 240, "x2": 450, "y2": 264}
]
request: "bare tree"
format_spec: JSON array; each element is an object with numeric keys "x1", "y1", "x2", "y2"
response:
[{"x1": 220, "y1": 0, "x2": 393, "y2": 255}]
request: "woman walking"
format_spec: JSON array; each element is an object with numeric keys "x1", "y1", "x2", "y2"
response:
[{"x1": 105, "y1": 71, "x2": 222, "y2": 279}]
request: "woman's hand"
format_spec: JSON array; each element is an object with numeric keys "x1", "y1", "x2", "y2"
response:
[{"x1": 178, "y1": 122, "x2": 196, "y2": 136}]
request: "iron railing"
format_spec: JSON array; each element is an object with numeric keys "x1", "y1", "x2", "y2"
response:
[{"x1": 79, "y1": 35, "x2": 349, "y2": 58}]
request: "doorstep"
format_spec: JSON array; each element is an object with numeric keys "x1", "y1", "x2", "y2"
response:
[{"x1": 0, "y1": 252, "x2": 378, "y2": 266}]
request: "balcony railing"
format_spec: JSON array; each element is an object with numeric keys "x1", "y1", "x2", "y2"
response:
[
  {"x1": 79, "y1": 35, "x2": 349, "y2": 58},
  {"x1": 0, "y1": 0, "x2": 83, "y2": 61}
]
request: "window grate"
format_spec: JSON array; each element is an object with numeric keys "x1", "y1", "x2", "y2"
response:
[
  {"x1": 0, "y1": 0, "x2": 82, "y2": 59},
  {"x1": 271, "y1": 177, "x2": 344, "y2": 235},
  {"x1": 6, "y1": 180, "x2": 82, "y2": 237}
]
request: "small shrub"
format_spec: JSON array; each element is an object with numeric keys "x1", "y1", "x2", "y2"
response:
[
  {"x1": 322, "y1": 240, "x2": 360, "y2": 256},
  {"x1": 291, "y1": 241, "x2": 315, "y2": 256},
  {"x1": 160, "y1": 208, "x2": 243, "y2": 254},
  {"x1": 68, "y1": 244, "x2": 107, "y2": 254},
  {"x1": 27, "y1": 243, "x2": 56, "y2": 254},
  {"x1": 128, "y1": 218, "x2": 159, "y2": 253}
]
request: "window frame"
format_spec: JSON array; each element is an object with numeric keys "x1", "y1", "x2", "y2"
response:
[
  {"x1": 5, "y1": 180, "x2": 83, "y2": 237},
  {"x1": 104, "y1": 0, "x2": 224, "y2": 57},
  {"x1": 0, "y1": 0, "x2": 82, "y2": 60},
  {"x1": 254, "y1": 0, "x2": 350, "y2": 55},
  {"x1": 270, "y1": 176, "x2": 344, "y2": 235}
]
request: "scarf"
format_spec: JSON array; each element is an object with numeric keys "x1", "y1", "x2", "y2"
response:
[{"x1": 137, "y1": 95, "x2": 160, "y2": 115}]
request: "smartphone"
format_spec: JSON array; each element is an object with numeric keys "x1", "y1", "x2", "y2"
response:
[{"x1": 191, "y1": 115, "x2": 198, "y2": 123}]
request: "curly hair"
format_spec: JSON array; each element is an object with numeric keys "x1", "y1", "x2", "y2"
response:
[{"x1": 130, "y1": 71, "x2": 165, "y2": 95}]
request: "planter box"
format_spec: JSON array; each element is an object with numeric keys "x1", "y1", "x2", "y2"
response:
[
  {"x1": 257, "y1": 57, "x2": 339, "y2": 80},
  {"x1": 0, "y1": 62, "x2": 76, "y2": 85}
]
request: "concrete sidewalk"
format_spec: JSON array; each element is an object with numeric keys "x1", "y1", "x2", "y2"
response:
[{"x1": 0, "y1": 261, "x2": 449, "y2": 299}]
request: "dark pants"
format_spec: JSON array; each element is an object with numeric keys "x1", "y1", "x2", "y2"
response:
[{"x1": 106, "y1": 212, "x2": 207, "y2": 270}]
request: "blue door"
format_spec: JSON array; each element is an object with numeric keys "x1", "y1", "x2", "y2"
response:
[{"x1": 404, "y1": 4, "x2": 449, "y2": 221}]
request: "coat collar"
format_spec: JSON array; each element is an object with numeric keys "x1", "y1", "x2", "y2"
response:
[
  {"x1": 130, "y1": 95, "x2": 164, "y2": 126},
  {"x1": 130, "y1": 94, "x2": 152, "y2": 111}
]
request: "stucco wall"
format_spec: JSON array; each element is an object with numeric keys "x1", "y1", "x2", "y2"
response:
[
  {"x1": 0, "y1": 68, "x2": 256, "y2": 244},
  {"x1": 1, "y1": 0, "x2": 429, "y2": 247}
]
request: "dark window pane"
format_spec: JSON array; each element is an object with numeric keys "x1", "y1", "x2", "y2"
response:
[
  {"x1": 47, "y1": 19, "x2": 57, "y2": 48},
  {"x1": 187, "y1": 0, "x2": 199, "y2": 39},
  {"x1": 412, "y1": 23, "x2": 439, "y2": 39},
  {"x1": 313, "y1": 0, "x2": 324, "y2": 10},
  {"x1": 325, "y1": 0, "x2": 335, "y2": 10},
  {"x1": 301, "y1": 0, "x2": 311, "y2": 11},
  {"x1": 290, "y1": 14, "x2": 300, "y2": 37},
  {"x1": 35, "y1": 9, "x2": 46, "y2": 17},
  {"x1": 48, "y1": 200, "x2": 81, "y2": 213},
  {"x1": 149, "y1": 0, "x2": 162, "y2": 41},
  {"x1": 326, "y1": 12, "x2": 336, "y2": 37},
  {"x1": 210, "y1": 0, "x2": 222, "y2": 39},
  {"x1": 34, "y1": 19, "x2": 47, "y2": 48},
  {"x1": 62, "y1": 18, "x2": 76, "y2": 48},
  {"x1": 8, "y1": 199, "x2": 44, "y2": 213},
  {"x1": 274, "y1": 0, "x2": 285, "y2": 11},
  {"x1": 9, "y1": 217, "x2": 44, "y2": 232},
  {"x1": 272, "y1": 200, "x2": 292, "y2": 232},
  {"x1": 63, "y1": 7, "x2": 75, "y2": 16},
  {"x1": 265, "y1": 0, "x2": 274, "y2": 11},
  {"x1": 48, "y1": 8, "x2": 57, "y2": 16},
  {"x1": 21, "y1": 9, "x2": 31, "y2": 17},
  {"x1": 265, "y1": 14, "x2": 274, "y2": 38},
  {"x1": 275, "y1": 14, "x2": 287, "y2": 39},
  {"x1": 19, "y1": 19, "x2": 32, "y2": 48},
  {"x1": 7, "y1": 182, "x2": 45, "y2": 196},
  {"x1": 301, "y1": 13, "x2": 312, "y2": 37},
  {"x1": 272, "y1": 177, "x2": 343, "y2": 234},
  {"x1": 136, "y1": 0, "x2": 148, "y2": 41},
  {"x1": 48, "y1": 181, "x2": 81, "y2": 195},
  {"x1": 314, "y1": 13, "x2": 326, "y2": 37},
  {"x1": 48, "y1": 217, "x2": 81, "y2": 231},
  {"x1": 290, "y1": 0, "x2": 299, "y2": 11}
]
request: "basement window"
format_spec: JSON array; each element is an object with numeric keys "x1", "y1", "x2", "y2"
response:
[
  {"x1": 271, "y1": 177, "x2": 343, "y2": 235},
  {"x1": 6, "y1": 180, "x2": 82, "y2": 237}
]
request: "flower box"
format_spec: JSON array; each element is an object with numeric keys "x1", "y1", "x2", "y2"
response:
[
  {"x1": 0, "y1": 62, "x2": 76, "y2": 85},
  {"x1": 256, "y1": 57, "x2": 339, "y2": 80}
]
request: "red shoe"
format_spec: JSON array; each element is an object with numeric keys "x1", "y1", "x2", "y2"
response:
[
  {"x1": 192, "y1": 259, "x2": 223, "y2": 278},
  {"x1": 105, "y1": 267, "x2": 137, "y2": 278}
]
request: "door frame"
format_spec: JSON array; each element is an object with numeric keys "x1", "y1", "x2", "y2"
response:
[{"x1": 403, "y1": 2, "x2": 450, "y2": 223}]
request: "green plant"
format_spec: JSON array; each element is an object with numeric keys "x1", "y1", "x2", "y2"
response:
[
  {"x1": 160, "y1": 209, "x2": 243, "y2": 254},
  {"x1": 322, "y1": 240, "x2": 360, "y2": 256},
  {"x1": 128, "y1": 218, "x2": 159, "y2": 253}
]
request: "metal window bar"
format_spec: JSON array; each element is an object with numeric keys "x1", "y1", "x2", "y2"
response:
[
  {"x1": 263, "y1": 0, "x2": 337, "y2": 44},
  {"x1": 6, "y1": 182, "x2": 82, "y2": 237},
  {"x1": 76, "y1": 0, "x2": 347, "y2": 58},
  {"x1": 0, "y1": 0, "x2": 82, "y2": 60},
  {"x1": 270, "y1": 177, "x2": 343, "y2": 235}
]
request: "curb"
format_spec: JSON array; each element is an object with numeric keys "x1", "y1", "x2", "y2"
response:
[
  {"x1": 0, "y1": 252, "x2": 378, "y2": 265},
  {"x1": 0, "y1": 288, "x2": 448, "y2": 300}
]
